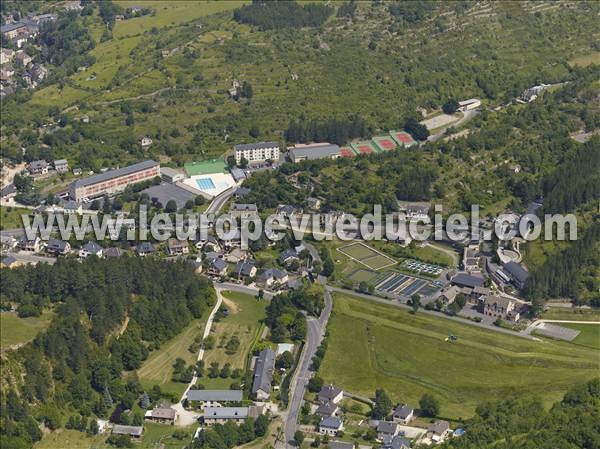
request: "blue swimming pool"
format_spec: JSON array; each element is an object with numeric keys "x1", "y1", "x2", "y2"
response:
[{"x1": 196, "y1": 178, "x2": 216, "y2": 190}]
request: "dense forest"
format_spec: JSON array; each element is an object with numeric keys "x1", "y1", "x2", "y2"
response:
[
  {"x1": 233, "y1": 1, "x2": 333, "y2": 30},
  {"x1": 523, "y1": 221, "x2": 600, "y2": 307},
  {"x1": 432, "y1": 378, "x2": 600, "y2": 449},
  {"x1": 0, "y1": 258, "x2": 215, "y2": 449},
  {"x1": 285, "y1": 116, "x2": 370, "y2": 146},
  {"x1": 540, "y1": 138, "x2": 600, "y2": 215}
]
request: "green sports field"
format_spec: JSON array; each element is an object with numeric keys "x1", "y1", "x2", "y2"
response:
[
  {"x1": 319, "y1": 294, "x2": 600, "y2": 419},
  {"x1": 184, "y1": 158, "x2": 229, "y2": 176}
]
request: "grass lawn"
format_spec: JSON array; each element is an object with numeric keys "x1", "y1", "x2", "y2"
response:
[
  {"x1": 319, "y1": 293, "x2": 599, "y2": 420},
  {"x1": 0, "y1": 311, "x2": 53, "y2": 350},
  {"x1": 34, "y1": 423, "x2": 198, "y2": 449},
  {"x1": 202, "y1": 291, "x2": 266, "y2": 388},
  {"x1": 568, "y1": 51, "x2": 600, "y2": 67},
  {"x1": 541, "y1": 308, "x2": 600, "y2": 322},
  {"x1": 137, "y1": 317, "x2": 206, "y2": 398},
  {"x1": 0, "y1": 206, "x2": 31, "y2": 230},
  {"x1": 559, "y1": 324, "x2": 600, "y2": 351}
]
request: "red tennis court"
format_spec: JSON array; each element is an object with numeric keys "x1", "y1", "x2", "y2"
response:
[
  {"x1": 358, "y1": 145, "x2": 373, "y2": 154},
  {"x1": 340, "y1": 147, "x2": 355, "y2": 157},
  {"x1": 395, "y1": 132, "x2": 414, "y2": 144}
]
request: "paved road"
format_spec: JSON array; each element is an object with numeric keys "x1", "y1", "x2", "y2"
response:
[
  {"x1": 9, "y1": 252, "x2": 57, "y2": 265},
  {"x1": 428, "y1": 108, "x2": 480, "y2": 143},
  {"x1": 173, "y1": 286, "x2": 224, "y2": 427},
  {"x1": 206, "y1": 184, "x2": 237, "y2": 215},
  {"x1": 282, "y1": 287, "x2": 333, "y2": 448},
  {"x1": 214, "y1": 281, "x2": 274, "y2": 300},
  {"x1": 326, "y1": 285, "x2": 537, "y2": 341}
]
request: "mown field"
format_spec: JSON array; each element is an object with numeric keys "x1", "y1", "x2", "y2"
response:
[
  {"x1": 34, "y1": 422, "x2": 198, "y2": 449},
  {"x1": 202, "y1": 290, "x2": 266, "y2": 389},
  {"x1": 541, "y1": 308, "x2": 600, "y2": 322},
  {"x1": 137, "y1": 317, "x2": 206, "y2": 397},
  {"x1": 0, "y1": 311, "x2": 53, "y2": 350},
  {"x1": 319, "y1": 294, "x2": 600, "y2": 419},
  {"x1": 559, "y1": 324, "x2": 600, "y2": 351}
]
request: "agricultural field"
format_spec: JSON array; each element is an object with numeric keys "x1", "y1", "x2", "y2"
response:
[
  {"x1": 541, "y1": 307, "x2": 600, "y2": 322},
  {"x1": 554, "y1": 324, "x2": 600, "y2": 351},
  {"x1": 202, "y1": 290, "x2": 266, "y2": 388},
  {"x1": 0, "y1": 311, "x2": 54, "y2": 350},
  {"x1": 319, "y1": 294, "x2": 600, "y2": 419},
  {"x1": 137, "y1": 317, "x2": 206, "y2": 397},
  {"x1": 337, "y1": 242, "x2": 397, "y2": 271}
]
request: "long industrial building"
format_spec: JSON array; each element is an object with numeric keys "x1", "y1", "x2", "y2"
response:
[
  {"x1": 287, "y1": 143, "x2": 341, "y2": 162},
  {"x1": 69, "y1": 160, "x2": 160, "y2": 201}
]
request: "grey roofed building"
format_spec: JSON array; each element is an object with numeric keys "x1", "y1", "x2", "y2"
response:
[
  {"x1": 316, "y1": 401, "x2": 338, "y2": 417},
  {"x1": 234, "y1": 186, "x2": 251, "y2": 197},
  {"x1": 2, "y1": 255, "x2": 18, "y2": 267},
  {"x1": 318, "y1": 384, "x2": 343, "y2": 403},
  {"x1": 230, "y1": 168, "x2": 247, "y2": 182},
  {"x1": 70, "y1": 160, "x2": 159, "y2": 190},
  {"x1": 377, "y1": 420, "x2": 399, "y2": 435},
  {"x1": 211, "y1": 258, "x2": 228, "y2": 273},
  {"x1": 502, "y1": 261, "x2": 529, "y2": 287},
  {"x1": 383, "y1": 436, "x2": 411, "y2": 449},
  {"x1": 112, "y1": 425, "x2": 143, "y2": 437},
  {"x1": 204, "y1": 406, "x2": 248, "y2": 419},
  {"x1": 1, "y1": 22, "x2": 26, "y2": 33},
  {"x1": 0, "y1": 183, "x2": 16, "y2": 198},
  {"x1": 234, "y1": 141, "x2": 279, "y2": 152},
  {"x1": 141, "y1": 183, "x2": 196, "y2": 210},
  {"x1": 451, "y1": 272, "x2": 485, "y2": 289},
  {"x1": 234, "y1": 261, "x2": 255, "y2": 277},
  {"x1": 288, "y1": 143, "x2": 341, "y2": 162},
  {"x1": 257, "y1": 268, "x2": 288, "y2": 283},
  {"x1": 320, "y1": 416, "x2": 343, "y2": 429},
  {"x1": 279, "y1": 248, "x2": 299, "y2": 264},
  {"x1": 230, "y1": 203, "x2": 258, "y2": 213},
  {"x1": 428, "y1": 420, "x2": 450, "y2": 436},
  {"x1": 149, "y1": 407, "x2": 176, "y2": 420},
  {"x1": 136, "y1": 242, "x2": 155, "y2": 255},
  {"x1": 251, "y1": 348, "x2": 276, "y2": 398},
  {"x1": 392, "y1": 404, "x2": 414, "y2": 420},
  {"x1": 47, "y1": 239, "x2": 69, "y2": 253},
  {"x1": 187, "y1": 389, "x2": 243, "y2": 402},
  {"x1": 104, "y1": 247, "x2": 124, "y2": 258},
  {"x1": 82, "y1": 241, "x2": 102, "y2": 254}
]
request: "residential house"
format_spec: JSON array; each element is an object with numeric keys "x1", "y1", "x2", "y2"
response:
[
  {"x1": 251, "y1": 348, "x2": 276, "y2": 400},
  {"x1": 319, "y1": 416, "x2": 344, "y2": 436},
  {"x1": 377, "y1": 421, "x2": 399, "y2": 441},
  {"x1": 186, "y1": 389, "x2": 243, "y2": 408},
  {"x1": 28, "y1": 160, "x2": 49, "y2": 175},
  {"x1": 230, "y1": 168, "x2": 247, "y2": 182},
  {"x1": 427, "y1": 420, "x2": 450, "y2": 444},
  {"x1": 1, "y1": 255, "x2": 20, "y2": 268},
  {"x1": 188, "y1": 256, "x2": 203, "y2": 273},
  {"x1": 111, "y1": 425, "x2": 143, "y2": 439},
  {"x1": 200, "y1": 235, "x2": 221, "y2": 252},
  {"x1": 15, "y1": 51, "x2": 32, "y2": 67},
  {"x1": 318, "y1": 385, "x2": 344, "y2": 405},
  {"x1": 140, "y1": 136, "x2": 153, "y2": 150},
  {"x1": 54, "y1": 159, "x2": 69, "y2": 173},
  {"x1": 392, "y1": 404, "x2": 414, "y2": 425},
  {"x1": 46, "y1": 239, "x2": 70, "y2": 255},
  {"x1": 234, "y1": 261, "x2": 256, "y2": 279},
  {"x1": 210, "y1": 258, "x2": 228, "y2": 276},
  {"x1": 79, "y1": 241, "x2": 102, "y2": 258},
  {"x1": 316, "y1": 401, "x2": 339, "y2": 418},
  {"x1": 439, "y1": 285, "x2": 461, "y2": 305},
  {"x1": 256, "y1": 268, "x2": 288, "y2": 288},
  {"x1": 104, "y1": 247, "x2": 124, "y2": 258},
  {"x1": 279, "y1": 249, "x2": 299, "y2": 266},
  {"x1": 307, "y1": 197, "x2": 321, "y2": 210},
  {"x1": 276, "y1": 204, "x2": 302, "y2": 217},
  {"x1": 0, "y1": 235, "x2": 17, "y2": 250},
  {"x1": 166, "y1": 239, "x2": 188, "y2": 256},
  {"x1": 229, "y1": 203, "x2": 258, "y2": 219},
  {"x1": 382, "y1": 435, "x2": 411, "y2": 449},
  {"x1": 0, "y1": 48, "x2": 15, "y2": 65},
  {"x1": 234, "y1": 186, "x2": 251, "y2": 198},
  {"x1": 203, "y1": 407, "x2": 249, "y2": 425},
  {"x1": 136, "y1": 242, "x2": 155, "y2": 257},
  {"x1": 1, "y1": 22, "x2": 28, "y2": 40},
  {"x1": 19, "y1": 236, "x2": 41, "y2": 252},
  {"x1": 225, "y1": 247, "x2": 246, "y2": 263},
  {"x1": 144, "y1": 407, "x2": 176, "y2": 425}
]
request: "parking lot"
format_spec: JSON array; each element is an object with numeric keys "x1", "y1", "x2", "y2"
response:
[{"x1": 403, "y1": 260, "x2": 444, "y2": 276}]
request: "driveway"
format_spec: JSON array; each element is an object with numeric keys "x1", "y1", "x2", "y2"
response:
[{"x1": 172, "y1": 286, "x2": 224, "y2": 426}]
